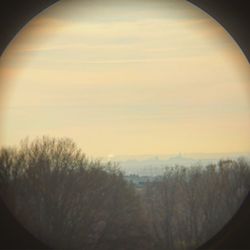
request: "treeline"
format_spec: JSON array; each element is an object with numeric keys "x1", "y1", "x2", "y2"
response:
[
  {"x1": 0, "y1": 137, "x2": 151, "y2": 250},
  {"x1": 143, "y1": 160, "x2": 250, "y2": 249},
  {"x1": 0, "y1": 137, "x2": 249, "y2": 250}
]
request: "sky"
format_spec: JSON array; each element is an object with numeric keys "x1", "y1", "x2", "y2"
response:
[{"x1": 0, "y1": 0, "x2": 250, "y2": 158}]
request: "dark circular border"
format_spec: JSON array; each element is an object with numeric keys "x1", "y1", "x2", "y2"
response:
[{"x1": 0, "y1": 0, "x2": 249, "y2": 249}]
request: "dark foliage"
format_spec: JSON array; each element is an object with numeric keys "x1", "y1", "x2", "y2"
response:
[
  {"x1": 0, "y1": 137, "x2": 249, "y2": 250},
  {"x1": 0, "y1": 137, "x2": 151, "y2": 250},
  {"x1": 143, "y1": 159, "x2": 250, "y2": 249}
]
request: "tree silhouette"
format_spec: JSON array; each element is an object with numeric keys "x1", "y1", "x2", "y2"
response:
[
  {"x1": 0, "y1": 136, "x2": 249, "y2": 250},
  {"x1": 0, "y1": 136, "x2": 151, "y2": 250}
]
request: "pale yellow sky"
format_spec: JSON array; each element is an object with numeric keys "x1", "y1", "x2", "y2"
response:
[{"x1": 0, "y1": 0, "x2": 250, "y2": 158}]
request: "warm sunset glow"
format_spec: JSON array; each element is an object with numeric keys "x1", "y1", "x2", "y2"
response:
[{"x1": 0, "y1": 0, "x2": 249, "y2": 158}]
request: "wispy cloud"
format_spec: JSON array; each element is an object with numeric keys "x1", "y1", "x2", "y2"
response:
[{"x1": 1, "y1": 0, "x2": 250, "y2": 156}]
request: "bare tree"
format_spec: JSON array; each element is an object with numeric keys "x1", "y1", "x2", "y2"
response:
[
  {"x1": 142, "y1": 160, "x2": 250, "y2": 250},
  {"x1": 0, "y1": 136, "x2": 152, "y2": 250}
]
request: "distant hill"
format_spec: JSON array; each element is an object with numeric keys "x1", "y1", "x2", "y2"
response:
[{"x1": 109, "y1": 153, "x2": 250, "y2": 176}]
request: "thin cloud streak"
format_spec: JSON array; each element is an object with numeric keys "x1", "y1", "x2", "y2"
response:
[{"x1": 1, "y1": 0, "x2": 250, "y2": 156}]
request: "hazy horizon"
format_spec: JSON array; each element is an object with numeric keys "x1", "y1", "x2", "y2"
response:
[{"x1": 1, "y1": 135, "x2": 250, "y2": 161}]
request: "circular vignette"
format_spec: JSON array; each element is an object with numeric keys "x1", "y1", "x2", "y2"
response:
[{"x1": 0, "y1": 0, "x2": 249, "y2": 250}]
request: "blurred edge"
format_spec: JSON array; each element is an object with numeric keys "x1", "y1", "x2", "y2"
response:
[
  {"x1": 0, "y1": 0, "x2": 59, "y2": 57},
  {"x1": 0, "y1": 0, "x2": 249, "y2": 249},
  {"x1": 188, "y1": 0, "x2": 249, "y2": 63},
  {"x1": 197, "y1": 192, "x2": 250, "y2": 249},
  {"x1": 0, "y1": 2, "x2": 57, "y2": 249}
]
